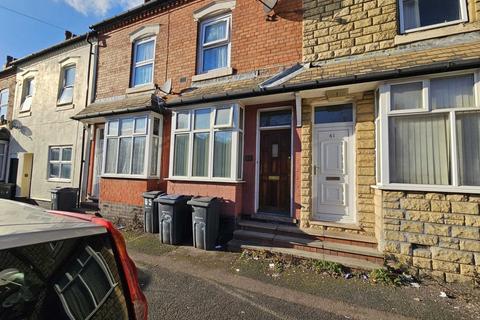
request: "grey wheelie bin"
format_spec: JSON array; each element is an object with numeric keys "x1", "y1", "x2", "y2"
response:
[
  {"x1": 188, "y1": 197, "x2": 220, "y2": 251},
  {"x1": 143, "y1": 191, "x2": 165, "y2": 233},
  {"x1": 155, "y1": 194, "x2": 192, "y2": 245},
  {"x1": 0, "y1": 183, "x2": 15, "y2": 200},
  {"x1": 51, "y1": 187, "x2": 79, "y2": 211}
]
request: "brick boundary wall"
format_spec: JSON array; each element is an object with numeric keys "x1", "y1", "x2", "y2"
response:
[
  {"x1": 100, "y1": 201, "x2": 144, "y2": 228},
  {"x1": 376, "y1": 190, "x2": 480, "y2": 283}
]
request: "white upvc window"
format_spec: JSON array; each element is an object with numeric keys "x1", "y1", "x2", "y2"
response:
[
  {"x1": 377, "y1": 71, "x2": 480, "y2": 192},
  {"x1": 198, "y1": 14, "x2": 231, "y2": 74},
  {"x1": 48, "y1": 146, "x2": 73, "y2": 181},
  {"x1": 0, "y1": 141, "x2": 7, "y2": 181},
  {"x1": 399, "y1": 0, "x2": 468, "y2": 34},
  {"x1": 58, "y1": 65, "x2": 76, "y2": 105},
  {"x1": 0, "y1": 89, "x2": 8, "y2": 123},
  {"x1": 131, "y1": 36, "x2": 155, "y2": 87},
  {"x1": 170, "y1": 104, "x2": 244, "y2": 181},
  {"x1": 21, "y1": 78, "x2": 35, "y2": 112},
  {"x1": 54, "y1": 245, "x2": 117, "y2": 320},
  {"x1": 103, "y1": 114, "x2": 162, "y2": 178}
]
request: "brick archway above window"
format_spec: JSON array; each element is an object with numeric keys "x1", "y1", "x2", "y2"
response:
[
  {"x1": 129, "y1": 24, "x2": 160, "y2": 43},
  {"x1": 193, "y1": 0, "x2": 236, "y2": 21}
]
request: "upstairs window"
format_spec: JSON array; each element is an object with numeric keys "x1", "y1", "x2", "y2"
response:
[
  {"x1": 132, "y1": 37, "x2": 155, "y2": 87},
  {"x1": 21, "y1": 78, "x2": 35, "y2": 112},
  {"x1": 0, "y1": 89, "x2": 8, "y2": 122},
  {"x1": 198, "y1": 14, "x2": 231, "y2": 74},
  {"x1": 399, "y1": 0, "x2": 468, "y2": 33},
  {"x1": 58, "y1": 66, "x2": 76, "y2": 105}
]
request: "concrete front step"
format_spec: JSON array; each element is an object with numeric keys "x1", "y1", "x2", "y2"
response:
[
  {"x1": 228, "y1": 239, "x2": 383, "y2": 271},
  {"x1": 233, "y1": 229, "x2": 384, "y2": 265},
  {"x1": 238, "y1": 219, "x2": 378, "y2": 248}
]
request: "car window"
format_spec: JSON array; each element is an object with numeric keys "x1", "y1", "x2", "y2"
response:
[{"x1": 0, "y1": 234, "x2": 131, "y2": 320}]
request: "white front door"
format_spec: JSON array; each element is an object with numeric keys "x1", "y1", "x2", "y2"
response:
[
  {"x1": 92, "y1": 126, "x2": 104, "y2": 199},
  {"x1": 314, "y1": 126, "x2": 354, "y2": 223}
]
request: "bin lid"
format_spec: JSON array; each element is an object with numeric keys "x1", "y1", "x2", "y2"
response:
[
  {"x1": 187, "y1": 196, "x2": 218, "y2": 208},
  {"x1": 50, "y1": 187, "x2": 79, "y2": 193},
  {"x1": 143, "y1": 191, "x2": 165, "y2": 199},
  {"x1": 155, "y1": 194, "x2": 191, "y2": 205}
]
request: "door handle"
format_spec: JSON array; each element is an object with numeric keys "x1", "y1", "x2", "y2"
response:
[{"x1": 313, "y1": 165, "x2": 317, "y2": 175}]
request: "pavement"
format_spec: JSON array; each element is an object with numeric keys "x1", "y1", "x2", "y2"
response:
[{"x1": 124, "y1": 232, "x2": 480, "y2": 320}]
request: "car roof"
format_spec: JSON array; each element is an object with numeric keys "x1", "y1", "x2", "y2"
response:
[{"x1": 0, "y1": 199, "x2": 107, "y2": 250}]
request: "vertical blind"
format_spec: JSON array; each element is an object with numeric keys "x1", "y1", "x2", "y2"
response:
[
  {"x1": 431, "y1": 74, "x2": 475, "y2": 109},
  {"x1": 173, "y1": 134, "x2": 189, "y2": 176},
  {"x1": 213, "y1": 131, "x2": 232, "y2": 178},
  {"x1": 389, "y1": 114, "x2": 451, "y2": 185},
  {"x1": 193, "y1": 133, "x2": 209, "y2": 177},
  {"x1": 457, "y1": 113, "x2": 480, "y2": 186}
]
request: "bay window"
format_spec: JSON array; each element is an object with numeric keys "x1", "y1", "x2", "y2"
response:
[
  {"x1": 399, "y1": 0, "x2": 468, "y2": 33},
  {"x1": 170, "y1": 104, "x2": 244, "y2": 181},
  {"x1": 378, "y1": 71, "x2": 480, "y2": 191},
  {"x1": 198, "y1": 14, "x2": 231, "y2": 74},
  {"x1": 103, "y1": 114, "x2": 162, "y2": 178}
]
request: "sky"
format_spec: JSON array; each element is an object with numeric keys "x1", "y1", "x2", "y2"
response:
[{"x1": 0, "y1": 0, "x2": 144, "y2": 65}]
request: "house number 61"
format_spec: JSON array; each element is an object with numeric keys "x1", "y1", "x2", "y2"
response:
[{"x1": 329, "y1": 133, "x2": 335, "y2": 138}]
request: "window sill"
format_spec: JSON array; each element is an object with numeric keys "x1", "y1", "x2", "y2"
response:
[
  {"x1": 101, "y1": 174, "x2": 160, "y2": 180},
  {"x1": 166, "y1": 177, "x2": 245, "y2": 184},
  {"x1": 395, "y1": 22, "x2": 480, "y2": 46},
  {"x1": 192, "y1": 67, "x2": 233, "y2": 82},
  {"x1": 126, "y1": 83, "x2": 156, "y2": 95},
  {"x1": 18, "y1": 111, "x2": 31, "y2": 118},
  {"x1": 56, "y1": 103, "x2": 74, "y2": 111},
  {"x1": 374, "y1": 184, "x2": 480, "y2": 195},
  {"x1": 48, "y1": 178, "x2": 71, "y2": 183}
]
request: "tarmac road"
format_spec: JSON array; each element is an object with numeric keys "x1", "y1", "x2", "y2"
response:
[{"x1": 137, "y1": 264, "x2": 346, "y2": 320}]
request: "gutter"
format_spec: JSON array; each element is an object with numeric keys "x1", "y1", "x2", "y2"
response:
[
  {"x1": 71, "y1": 104, "x2": 165, "y2": 121},
  {"x1": 166, "y1": 58, "x2": 480, "y2": 108}
]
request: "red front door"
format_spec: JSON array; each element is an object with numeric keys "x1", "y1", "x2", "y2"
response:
[{"x1": 258, "y1": 129, "x2": 291, "y2": 215}]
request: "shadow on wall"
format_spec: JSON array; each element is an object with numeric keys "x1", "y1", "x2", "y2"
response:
[{"x1": 269, "y1": 0, "x2": 304, "y2": 22}]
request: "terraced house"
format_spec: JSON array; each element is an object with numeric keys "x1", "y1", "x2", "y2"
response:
[
  {"x1": 5, "y1": 33, "x2": 96, "y2": 203},
  {"x1": 72, "y1": 0, "x2": 480, "y2": 282}
]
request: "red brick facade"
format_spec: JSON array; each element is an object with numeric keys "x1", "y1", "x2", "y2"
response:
[
  {"x1": 90, "y1": 0, "x2": 304, "y2": 227},
  {"x1": 94, "y1": 0, "x2": 302, "y2": 100},
  {"x1": 100, "y1": 177, "x2": 164, "y2": 207}
]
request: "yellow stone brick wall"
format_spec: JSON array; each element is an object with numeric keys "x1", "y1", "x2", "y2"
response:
[
  {"x1": 300, "y1": 91, "x2": 376, "y2": 236},
  {"x1": 303, "y1": 0, "x2": 398, "y2": 61},
  {"x1": 303, "y1": 0, "x2": 480, "y2": 62},
  {"x1": 379, "y1": 190, "x2": 480, "y2": 283}
]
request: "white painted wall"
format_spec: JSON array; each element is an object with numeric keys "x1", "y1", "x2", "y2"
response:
[{"x1": 8, "y1": 41, "x2": 91, "y2": 201}]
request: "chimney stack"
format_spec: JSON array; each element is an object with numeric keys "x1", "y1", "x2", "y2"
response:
[{"x1": 65, "y1": 30, "x2": 76, "y2": 40}]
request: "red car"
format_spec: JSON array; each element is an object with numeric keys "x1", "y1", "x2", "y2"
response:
[{"x1": 0, "y1": 199, "x2": 147, "y2": 320}]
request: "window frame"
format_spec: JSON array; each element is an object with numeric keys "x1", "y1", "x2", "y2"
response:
[
  {"x1": 0, "y1": 141, "x2": 7, "y2": 182},
  {"x1": 377, "y1": 70, "x2": 480, "y2": 193},
  {"x1": 169, "y1": 104, "x2": 244, "y2": 182},
  {"x1": 131, "y1": 36, "x2": 156, "y2": 88},
  {"x1": 102, "y1": 113, "x2": 162, "y2": 179},
  {"x1": 21, "y1": 77, "x2": 35, "y2": 112},
  {"x1": 398, "y1": 0, "x2": 469, "y2": 34},
  {"x1": 54, "y1": 245, "x2": 117, "y2": 320},
  {"x1": 0, "y1": 89, "x2": 8, "y2": 122},
  {"x1": 48, "y1": 145, "x2": 73, "y2": 182},
  {"x1": 197, "y1": 13, "x2": 232, "y2": 74},
  {"x1": 57, "y1": 65, "x2": 76, "y2": 106}
]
